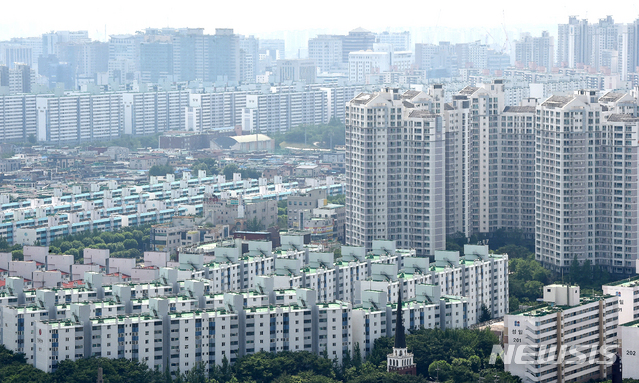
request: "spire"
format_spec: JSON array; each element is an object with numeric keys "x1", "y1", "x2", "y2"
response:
[{"x1": 394, "y1": 286, "x2": 406, "y2": 349}]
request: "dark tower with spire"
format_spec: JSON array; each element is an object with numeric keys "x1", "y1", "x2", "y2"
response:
[{"x1": 387, "y1": 287, "x2": 416, "y2": 375}]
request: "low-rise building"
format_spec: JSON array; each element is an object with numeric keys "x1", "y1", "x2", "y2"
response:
[{"x1": 504, "y1": 284, "x2": 619, "y2": 383}]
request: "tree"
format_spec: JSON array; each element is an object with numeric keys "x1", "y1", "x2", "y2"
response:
[
  {"x1": 509, "y1": 297, "x2": 520, "y2": 312},
  {"x1": 246, "y1": 217, "x2": 265, "y2": 232},
  {"x1": 277, "y1": 215, "x2": 288, "y2": 229},
  {"x1": 11, "y1": 249, "x2": 22, "y2": 261},
  {"x1": 223, "y1": 164, "x2": 240, "y2": 180},
  {"x1": 60, "y1": 241, "x2": 73, "y2": 253},
  {"x1": 569, "y1": 255, "x2": 581, "y2": 285},
  {"x1": 428, "y1": 360, "x2": 451, "y2": 382},
  {"x1": 183, "y1": 361, "x2": 207, "y2": 383},
  {"x1": 327, "y1": 194, "x2": 345, "y2": 206},
  {"x1": 149, "y1": 165, "x2": 174, "y2": 177},
  {"x1": 352, "y1": 342, "x2": 362, "y2": 370},
  {"x1": 27, "y1": 134, "x2": 36, "y2": 144},
  {"x1": 479, "y1": 304, "x2": 492, "y2": 322},
  {"x1": 495, "y1": 244, "x2": 533, "y2": 260},
  {"x1": 124, "y1": 238, "x2": 139, "y2": 250},
  {"x1": 0, "y1": 237, "x2": 9, "y2": 251}
]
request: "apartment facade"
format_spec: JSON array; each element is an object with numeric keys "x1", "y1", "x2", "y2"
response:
[
  {"x1": 345, "y1": 84, "x2": 639, "y2": 274},
  {"x1": 504, "y1": 285, "x2": 619, "y2": 383},
  {"x1": 0, "y1": 241, "x2": 508, "y2": 373}
]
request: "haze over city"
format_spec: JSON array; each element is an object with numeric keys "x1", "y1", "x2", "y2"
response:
[{"x1": 2, "y1": 0, "x2": 638, "y2": 50}]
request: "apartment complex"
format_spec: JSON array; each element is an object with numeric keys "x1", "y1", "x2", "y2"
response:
[
  {"x1": 0, "y1": 170, "x2": 343, "y2": 247},
  {"x1": 345, "y1": 84, "x2": 639, "y2": 273},
  {"x1": 0, "y1": 241, "x2": 508, "y2": 373},
  {"x1": 0, "y1": 84, "x2": 360, "y2": 143},
  {"x1": 345, "y1": 83, "x2": 508, "y2": 255}
]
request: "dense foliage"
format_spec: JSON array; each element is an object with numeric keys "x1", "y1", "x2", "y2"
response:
[
  {"x1": 327, "y1": 194, "x2": 345, "y2": 206},
  {"x1": 221, "y1": 164, "x2": 261, "y2": 181},
  {"x1": 277, "y1": 200, "x2": 287, "y2": 229},
  {"x1": 0, "y1": 345, "x2": 48, "y2": 382},
  {"x1": 446, "y1": 228, "x2": 621, "y2": 312},
  {"x1": 90, "y1": 134, "x2": 160, "y2": 150},
  {"x1": 46, "y1": 225, "x2": 151, "y2": 262},
  {"x1": 191, "y1": 158, "x2": 220, "y2": 177},
  {"x1": 149, "y1": 165, "x2": 175, "y2": 177},
  {"x1": 273, "y1": 119, "x2": 345, "y2": 150}
]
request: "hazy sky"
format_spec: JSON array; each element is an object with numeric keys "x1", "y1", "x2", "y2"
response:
[{"x1": 2, "y1": 0, "x2": 639, "y2": 42}]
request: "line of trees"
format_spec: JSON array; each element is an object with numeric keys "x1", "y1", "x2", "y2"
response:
[
  {"x1": 46, "y1": 225, "x2": 151, "y2": 262},
  {"x1": 273, "y1": 119, "x2": 345, "y2": 150}
]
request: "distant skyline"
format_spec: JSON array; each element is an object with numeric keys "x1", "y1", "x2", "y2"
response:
[{"x1": 2, "y1": 0, "x2": 639, "y2": 43}]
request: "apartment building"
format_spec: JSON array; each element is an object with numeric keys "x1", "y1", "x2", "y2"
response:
[
  {"x1": 345, "y1": 83, "x2": 639, "y2": 274},
  {"x1": 603, "y1": 275, "x2": 639, "y2": 325},
  {"x1": 345, "y1": 87, "x2": 446, "y2": 255},
  {"x1": 535, "y1": 90, "x2": 638, "y2": 274},
  {"x1": 514, "y1": 31, "x2": 554, "y2": 71},
  {"x1": 348, "y1": 51, "x2": 390, "y2": 84},
  {"x1": 345, "y1": 83, "x2": 508, "y2": 254},
  {"x1": 1, "y1": 239, "x2": 509, "y2": 373},
  {"x1": 309, "y1": 35, "x2": 343, "y2": 73},
  {"x1": 241, "y1": 90, "x2": 327, "y2": 134},
  {"x1": 0, "y1": 84, "x2": 359, "y2": 143},
  {"x1": 0, "y1": 94, "x2": 37, "y2": 141},
  {"x1": 504, "y1": 284, "x2": 619, "y2": 383}
]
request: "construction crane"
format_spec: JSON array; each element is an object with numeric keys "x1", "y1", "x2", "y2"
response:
[{"x1": 501, "y1": 10, "x2": 510, "y2": 55}]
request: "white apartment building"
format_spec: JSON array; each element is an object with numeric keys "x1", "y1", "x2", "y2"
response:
[
  {"x1": 375, "y1": 31, "x2": 411, "y2": 52},
  {"x1": 535, "y1": 90, "x2": 639, "y2": 274},
  {"x1": 504, "y1": 284, "x2": 619, "y2": 383},
  {"x1": 1, "y1": 238, "x2": 510, "y2": 373},
  {"x1": 345, "y1": 83, "x2": 507, "y2": 254},
  {"x1": 0, "y1": 84, "x2": 359, "y2": 143},
  {"x1": 123, "y1": 91, "x2": 189, "y2": 135},
  {"x1": 0, "y1": 94, "x2": 37, "y2": 141},
  {"x1": 242, "y1": 90, "x2": 327, "y2": 134},
  {"x1": 345, "y1": 84, "x2": 639, "y2": 273},
  {"x1": 309, "y1": 35, "x2": 343, "y2": 73},
  {"x1": 0, "y1": 174, "x2": 315, "y2": 247},
  {"x1": 345, "y1": 87, "x2": 445, "y2": 255},
  {"x1": 603, "y1": 276, "x2": 639, "y2": 325},
  {"x1": 348, "y1": 51, "x2": 390, "y2": 84}
]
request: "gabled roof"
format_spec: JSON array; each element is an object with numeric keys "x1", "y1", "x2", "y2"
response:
[
  {"x1": 599, "y1": 92, "x2": 625, "y2": 103},
  {"x1": 458, "y1": 86, "x2": 479, "y2": 95},
  {"x1": 350, "y1": 93, "x2": 376, "y2": 105},
  {"x1": 607, "y1": 114, "x2": 639, "y2": 123}
]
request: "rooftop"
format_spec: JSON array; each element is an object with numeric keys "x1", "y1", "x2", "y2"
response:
[
  {"x1": 509, "y1": 294, "x2": 613, "y2": 317},
  {"x1": 408, "y1": 110, "x2": 439, "y2": 118},
  {"x1": 607, "y1": 114, "x2": 639, "y2": 123},
  {"x1": 458, "y1": 86, "x2": 479, "y2": 95},
  {"x1": 599, "y1": 92, "x2": 626, "y2": 103},
  {"x1": 541, "y1": 95, "x2": 574, "y2": 108},
  {"x1": 603, "y1": 275, "x2": 639, "y2": 287},
  {"x1": 503, "y1": 106, "x2": 536, "y2": 113},
  {"x1": 350, "y1": 93, "x2": 375, "y2": 105}
]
